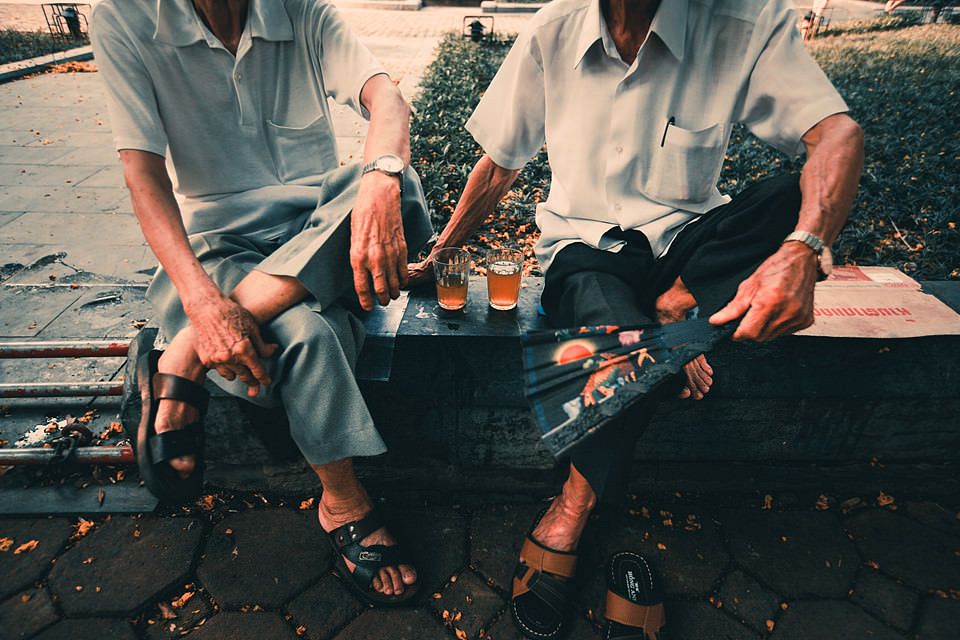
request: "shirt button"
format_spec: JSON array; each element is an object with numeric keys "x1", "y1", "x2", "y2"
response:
[
  {"x1": 615, "y1": 145, "x2": 624, "y2": 154},
  {"x1": 614, "y1": 203, "x2": 623, "y2": 212},
  {"x1": 235, "y1": 72, "x2": 242, "y2": 80}
]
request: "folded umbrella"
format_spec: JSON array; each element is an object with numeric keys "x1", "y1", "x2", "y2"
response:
[{"x1": 522, "y1": 318, "x2": 736, "y2": 457}]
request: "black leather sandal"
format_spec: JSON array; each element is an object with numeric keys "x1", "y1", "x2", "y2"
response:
[
  {"x1": 511, "y1": 511, "x2": 579, "y2": 639},
  {"x1": 325, "y1": 509, "x2": 420, "y2": 606},
  {"x1": 136, "y1": 350, "x2": 209, "y2": 503},
  {"x1": 604, "y1": 551, "x2": 666, "y2": 640}
]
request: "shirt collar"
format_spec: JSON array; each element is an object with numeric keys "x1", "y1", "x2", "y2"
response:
[
  {"x1": 154, "y1": 0, "x2": 293, "y2": 47},
  {"x1": 574, "y1": 0, "x2": 688, "y2": 68}
]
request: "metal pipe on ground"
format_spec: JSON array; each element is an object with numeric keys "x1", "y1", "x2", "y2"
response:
[
  {"x1": 0, "y1": 381, "x2": 124, "y2": 399},
  {"x1": 0, "y1": 340, "x2": 131, "y2": 359},
  {"x1": 0, "y1": 445, "x2": 134, "y2": 465}
]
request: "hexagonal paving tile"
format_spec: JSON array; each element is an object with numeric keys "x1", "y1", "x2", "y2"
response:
[
  {"x1": 771, "y1": 601, "x2": 905, "y2": 640},
  {"x1": 484, "y1": 612, "x2": 600, "y2": 640},
  {"x1": 718, "y1": 570, "x2": 782, "y2": 633},
  {"x1": 0, "y1": 588, "x2": 58, "y2": 640},
  {"x1": 845, "y1": 509, "x2": 960, "y2": 591},
  {"x1": 335, "y1": 608, "x2": 449, "y2": 640},
  {"x1": 47, "y1": 516, "x2": 203, "y2": 616},
  {"x1": 0, "y1": 518, "x2": 72, "y2": 600},
  {"x1": 902, "y1": 502, "x2": 960, "y2": 539},
  {"x1": 916, "y1": 597, "x2": 960, "y2": 640},
  {"x1": 850, "y1": 568, "x2": 919, "y2": 632},
  {"x1": 430, "y1": 570, "x2": 505, "y2": 638},
  {"x1": 665, "y1": 601, "x2": 760, "y2": 639},
  {"x1": 286, "y1": 574, "x2": 366, "y2": 640},
  {"x1": 144, "y1": 591, "x2": 214, "y2": 640},
  {"x1": 189, "y1": 612, "x2": 297, "y2": 640},
  {"x1": 32, "y1": 618, "x2": 138, "y2": 640},
  {"x1": 723, "y1": 510, "x2": 857, "y2": 598},
  {"x1": 379, "y1": 505, "x2": 468, "y2": 595},
  {"x1": 470, "y1": 503, "x2": 544, "y2": 590},
  {"x1": 198, "y1": 509, "x2": 330, "y2": 609},
  {"x1": 601, "y1": 506, "x2": 729, "y2": 596}
]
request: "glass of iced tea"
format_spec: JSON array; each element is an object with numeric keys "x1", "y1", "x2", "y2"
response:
[
  {"x1": 485, "y1": 247, "x2": 523, "y2": 311},
  {"x1": 432, "y1": 247, "x2": 471, "y2": 311}
]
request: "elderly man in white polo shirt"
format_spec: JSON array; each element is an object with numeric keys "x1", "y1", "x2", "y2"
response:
[
  {"x1": 90, "y1": 0, "x2": 430, "y2": 605},
  {"x1": 410, "y1": 0, "x2": 863, "y2": 635}
]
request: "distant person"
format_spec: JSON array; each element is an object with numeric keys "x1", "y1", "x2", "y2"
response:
[
  {"x1": 409, "y1": 0, "x2": 864, "y2": 637},
  {"x1": 91, "y1": 0, "x2": 431, "y2": 606}
]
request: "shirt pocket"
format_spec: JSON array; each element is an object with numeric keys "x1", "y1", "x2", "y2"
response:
[
  {"x1": 265, "y1": 114, "x2": 338, "y2": 183},
  {"x1": 637, "y1": 122, "x2": 727, "y2": 206}
]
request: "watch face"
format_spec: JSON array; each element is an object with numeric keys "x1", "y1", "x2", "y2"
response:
[{"x1": 377, "y1": 155, "x2": 404, "y2": 174}]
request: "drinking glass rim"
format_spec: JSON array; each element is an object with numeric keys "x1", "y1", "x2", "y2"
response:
[
  {"x1": 485, "y1": 247, "x2": 523, "y2": 261},
  {"x1": 433, "y1": 247, "x2": 471, "y2": 266}
]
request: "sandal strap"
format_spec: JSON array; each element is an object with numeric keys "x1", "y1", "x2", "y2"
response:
[
  {"x1": 513, "y1": 564, "x2": 571, "y2": 615},
  {"x1": 153, "y1": 373, "x2": 209, "y2": 414},
  {"x1": 149, "y1": 422, "x2": 203, "y2": 463},
  {"x1": 519, "y1": 536, "x2": 578, "y2": 578},
  {"x1": 329, "y1": 511, "x2": 410, "y2": 591},
  {"x1": 329, "y1": 510, "x2": 385, "y2": 551},
  {"x1": 605, "y1": 591, "x2": 665, "y2": 639}
]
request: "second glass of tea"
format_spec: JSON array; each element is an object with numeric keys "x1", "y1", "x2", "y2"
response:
[
  {"x1": 486, "y1": 247, "x2": 523, "y2": 311},
  {"x1": 432, "y1": 247, "x2": 471, "y2": 311}
]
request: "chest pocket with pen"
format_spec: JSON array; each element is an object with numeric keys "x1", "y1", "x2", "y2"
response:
[
  {"x1": 637, "y1": 121, "x2": 728, "y2": 206},
  {"x1": 265, "y1": 113, "x2": 338, "y2": 183}
]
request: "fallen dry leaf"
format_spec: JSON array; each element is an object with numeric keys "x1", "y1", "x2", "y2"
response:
[
  {"x1": 656, "y1": 543, "x2": 667, "y2": 551},
  {"x1": 171, "y1": 591, "x2": 195, "y2": 608},
  {"x1": 0, "y1": 537, "x2": 13, "y2": 552},
  {"x1": 299, "y1": 498, "x2": 315, "y2": 510},
  {"x1": 763, "y1": 495, "x2": 773, "y2": 510},
  {"x1": 766, "y1": 619, "x2": 775, "y2": 632},
  {"x1": 815, "y1": 495, "x2": 830, "y2": 511},
  {"x1": 19, "y1": 593, "x2": 31, "y2": 603},
  {"x1": 455, "y1": 629, "x2": 468, "y2": 640},
  {"x1": 158, "y1": 602, "x2": 178, "y2": 620},
  {"x1": 866, "y1": 560, "x2": 880, "y2": 570},
  {"x1": 14, "y1": 540, "x2": 39, "y2": 554},
  {"x1": 877, "y1": 491, "x2": 895, "y2": 507},
  {"x1": 296, "y1": 625, "x2": 306, "y2": 636},
  {"x1": 97, "y1": 489, "x2": 105, "y2": 506},
  {"x1": 82, "y1": 556, "x2": 95, "y2": 565},
  {"x1": 197, "y1": 495, "x2": 216, "y2": 511},
  {"x1": 73, "y1": 518, "x2": 95, "y2": 540}
]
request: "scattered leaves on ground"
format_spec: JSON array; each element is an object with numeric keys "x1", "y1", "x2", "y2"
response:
[{"x1": 13, "y1": 539, "x2": 38, "y2": 554}]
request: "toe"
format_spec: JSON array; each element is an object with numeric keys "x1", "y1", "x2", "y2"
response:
[
  {"x1": 400, "y1": 564, "x2": 417, "y2": 585},
  {"x1": 378, "y1": 568, "x2": 393, "y2": 595},
  {"x1": 385, "y1": 566, "x2": 404, "y2": 594},
  {"x1": 169, "y1": 455, "x2": 196, "y2": 479},
  {"x1": 371, "y1": 574, "x2": 384, "y2": 594}
]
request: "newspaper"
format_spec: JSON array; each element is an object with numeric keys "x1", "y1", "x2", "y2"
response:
[{"x1": 796, "y1": 266, "x2": 960, "y2": 338}]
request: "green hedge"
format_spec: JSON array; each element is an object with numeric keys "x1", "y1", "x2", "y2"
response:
[
  {"x1": 0, "y1": 30, "x2": 83, "y2": 66},
  {"x1": 410, "y1": 21, "x2": 959, "y2": 279}
]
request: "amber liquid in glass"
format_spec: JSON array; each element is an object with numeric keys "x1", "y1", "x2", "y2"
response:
[
  {"x1": 436, "y1": 278, "x2": 468, "y2": 311},
  {"x1": 487, "y1": 260, "x2": 522, "y2": 310}
]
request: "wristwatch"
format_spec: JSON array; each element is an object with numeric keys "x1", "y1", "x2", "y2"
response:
[
  {"x1": 783, "y1": 230, "x2": 834, "y2": 280},
  {"x1": 362, "y1": 154, "x2": 404, "y2": 179}
]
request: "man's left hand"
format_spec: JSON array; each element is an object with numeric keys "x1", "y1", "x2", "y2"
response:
[
  {"x1": 709, "y1": 242, "x2": 818, "y2": 341},
  {"x1": 350, "y1": 171, "x2": 408, "y2": 310}
]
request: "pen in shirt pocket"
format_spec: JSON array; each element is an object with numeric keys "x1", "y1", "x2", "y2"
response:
[{"x1": 660, "y1": 116, "x2": 675, "y2": 147}]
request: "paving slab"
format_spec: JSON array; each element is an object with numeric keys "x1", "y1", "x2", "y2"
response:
[
  {"x1": 380, "y1": 505, "x2": 468, "y2": 595},
  {"x1": 0, "y1": 212, "x2": 141, "y2": 246},
  {"x1": 718, "y1": 569, "x2": 783, "y2": 634},
  {"x1": 197, "y1": 509, "x2": 330, "y2": 609},
  {"x1": 845, "y1": 509, "x2": 960, "y2": 591},
  {"x1": 0, "y1": 163, "x2": 101, "y2": 188},
  {"x1": 901, "y1": 501, "x2": 960, "y2": 539},
  {"x1": 0, "y1": 213, "x2": 22, "y2": 230},
  {"x1": 38, "y1": 285, "x2": 150, "y2": 338},
  {"x1": 73, "y1": 165, "x2": 123, "y2": 189},
  {"x1": 0, "y1": 285, "x2": 83, "y2": 336},
  {"x1": 144, "y1": 590, "x2": 214, "y2": 640},
  {"x1": 47, "y1": 516, "x2": 204, "y2": 616},
  {"x1": 469, "y1": 502, "x2": 543, "y2": 590},
  {"x1": 286, "y1": 574, "x2": 366, "y2": 640},
  {"x1": 771, "y1": 600, "x2": 905, "y2": 640},
  {"x1": 32, "y1": 618, "x2": 138, "y2": 640},
  {"x1": 916, "y1": 597, "x2": 960, "y2": 640},
  {"x1": 0, "y1": 517, "x2": 72, "y2": 600},
  {"x1": 189, "y1": 612, "x2": 297, "y2": 640},
  {"x1": 430, "y1": 570, "x2": 505, "y2": 638},
  {"x1": 335, "y1": 608, "x2": 450, "y2": 640},
  {"x1": 723, "y1": 509, "x2": 858, "y2": 598},
  {"x1": 850, "y1": 568, "x2": 919, "y2": 632},
  {"x1": 0, "y1": 587, "x2": 58, "y2": 640},
  {"x1": 602, "y1": 507, "x2": 729, "y2": 597},
  {"x1": 484, "y1": 611, "x2": 600, "y2": 640},
  {"x1": 0, "y1": 145, "x2": 74, "y2": 166},
  {"x1": 0, "y1": 185, "x2": 125, "y2": 213},
  {"x1": 664, "y1": 601, "x2": 760, "y2": 640}
]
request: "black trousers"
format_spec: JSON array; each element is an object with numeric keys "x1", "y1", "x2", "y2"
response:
[{"x1": 540, "y1": 174, "x2": 802, "y2": 502}]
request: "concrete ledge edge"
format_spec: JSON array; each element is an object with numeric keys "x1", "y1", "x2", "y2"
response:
[
  {"x1": 333, "y1": 0, "x2": 423, "y2": 11},
  {"x1": 481, "y1": 1, "x2": 545, "y2": 14},
  {"x1": 0, "y1": 50, "x2": 94, "y2": 85}
]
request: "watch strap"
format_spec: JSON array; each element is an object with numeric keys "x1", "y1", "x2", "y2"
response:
[{"x1": 783, "y1": 230, "x2": 826, "y2": 254}]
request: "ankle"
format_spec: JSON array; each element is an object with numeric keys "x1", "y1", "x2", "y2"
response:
[{"x1": 319, "y1": 487, "x2": 370, "y2": 517}]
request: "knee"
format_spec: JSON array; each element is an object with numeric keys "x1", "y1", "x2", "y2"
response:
[
  {"x1": 266, "y1": 305, "x2": 339, "y2": 354},
  {"x1": 757, "y1": 174, "x2": 802, "y2": 236}
]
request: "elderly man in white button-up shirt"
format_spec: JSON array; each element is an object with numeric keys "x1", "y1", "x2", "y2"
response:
[
  {"x1": 91, "y1": 0, "x2": 430, "y2": 604},
  {"x1": 409, "y1": 0, "x2": 863, "y2": 636}
]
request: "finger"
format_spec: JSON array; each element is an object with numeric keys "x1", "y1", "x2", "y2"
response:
[
  {"x1": 352, "y1": 261, "x2": 374, "y2": 311},
  {"x1": 397, "y1": 243, "x2": 409, "y2": 289},
  {"x1": 250, "y1": 327, "x2": 279, "y2": 359},
  {"x1": 372, "y1": 269, "x2": 391, "y2": 306},
  {"x1": 733, "y1": 304, "x2": 775, "y2": 342},
  {"x1": 228, "y1": 363, "x2": 258, "y2": 390},
  {"x1": 710, "y1": 284, "x2": 755, "y2": 326},
  {"x1": 386, "y1": 258, "x2": 401, "y2": 301},
  {"x1": 236, "y1": 341, "x2": 272, "y2": 387},
  {"x1": 214, "y1": 365, "x2": 236, "y2": 381}
]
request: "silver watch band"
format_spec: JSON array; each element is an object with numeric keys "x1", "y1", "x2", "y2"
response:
[{"x1": 783, "y1": 230, "x2": 825, "y2": 254}]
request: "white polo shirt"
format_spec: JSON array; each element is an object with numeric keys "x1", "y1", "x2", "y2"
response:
[
  {"x1": 90, "y1": 0, "x2": 386, "y2": 234},
  {"x1": 466, "y1": 0, "x2": 850, "y2": 271}
]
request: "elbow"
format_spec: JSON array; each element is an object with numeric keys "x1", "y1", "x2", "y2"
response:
[{"x1": 840, "y1": 115, "x2": 865, "y2": 155}]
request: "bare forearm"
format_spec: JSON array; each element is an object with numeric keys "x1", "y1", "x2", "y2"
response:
[
  {"x1": 361, "y1": 74, "x2": 410, "y2": 165},
  {"x1": 120, "y1": 150, "x2": 219, "y2": 310},
  {"x1": 797, "y1": 113, "x2": 865, "y2": 244},
  {"x1": 435, "y1": 154, "x2": 521, "y2": 250}
]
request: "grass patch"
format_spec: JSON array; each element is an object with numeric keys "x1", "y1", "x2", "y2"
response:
[
  {"x1": 0, "y1": 29, "x2": 84, "y2": 66},
  {"x1": 410, "y1": 21, "x2": 960, "y2": 279}
]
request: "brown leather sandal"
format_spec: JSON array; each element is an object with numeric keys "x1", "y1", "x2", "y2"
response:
[
  {"x1": 604, "y1": 551, "x2": 666, "y2": 640},
  {"x1": 511, "y1": 514, "x2": 579, "y2": 639}
]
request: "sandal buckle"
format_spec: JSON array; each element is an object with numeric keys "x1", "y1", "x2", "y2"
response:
[{"x1": 358, "y1": 550, "x2": 382, "y2": 562}]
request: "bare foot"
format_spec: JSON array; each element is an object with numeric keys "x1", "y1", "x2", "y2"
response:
[
  {"x1": 655, "y1": 277, "x2": 714, "y2": 400},
  {"x1": 317, "y1": 492, "x2": 417, "y2": 596},
  {"x1": 155, "y1": 327, "x2": 207, "y2": 479}
]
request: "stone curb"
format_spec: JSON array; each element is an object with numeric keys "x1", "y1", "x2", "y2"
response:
[
  {"x1": 333, "y1": 0, "x2": 423, "y2": 11},
  {"x1": 481, "y1": 1, "x2": 545, "y2": 14},
  {"x1": 0, "y1": 46, "x2": 93, "y2": 85}
]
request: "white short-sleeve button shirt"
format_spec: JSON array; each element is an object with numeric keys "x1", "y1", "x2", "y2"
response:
[
  {"x1": 90, "y1": 0, "x2": 386, "y2": 232},
  {"x1": 466, "y1": 0, "x2": 850, "y2": 271}
]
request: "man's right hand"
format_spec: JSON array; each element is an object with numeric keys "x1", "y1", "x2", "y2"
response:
[{"x1": 184, "y1": 294, "x2": 278, "y2": 397}]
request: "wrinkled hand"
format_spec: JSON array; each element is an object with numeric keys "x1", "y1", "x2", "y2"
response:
[
  {"x1": 184, "y1": 294, "x2": 278, "y2": 397},
  {"x1": 405, "y1": 257, "x2": 434, "y2": 288},
  {"x1": 709, "y1": 242, "x2": 818, "y2": 341},
  {"x1": 351, "y1": 171, "x2": 407, "y2": 310}
]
